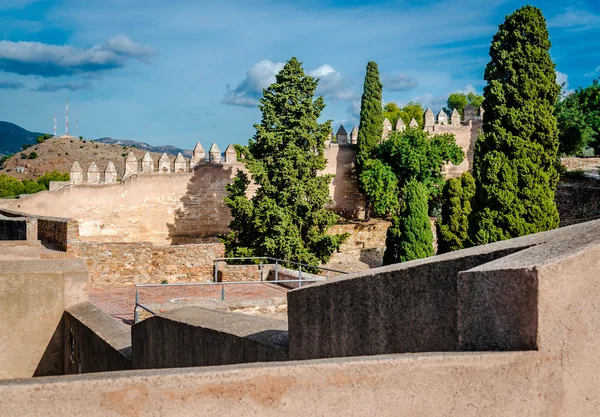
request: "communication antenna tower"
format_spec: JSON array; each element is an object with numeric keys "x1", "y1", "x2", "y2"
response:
[
  {"x1": 53, "y1": 114, "x2": 57, "y2": 137},
  {"x1": 65, "y1": 98, "x2": 69, "y2": 136}
]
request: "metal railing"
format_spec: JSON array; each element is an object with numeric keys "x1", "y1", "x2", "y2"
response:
[
  {"x1": 133, "y1": 257, "x2": 347, "y2": 324},
  {"x1": 212, "y1": 256, "x2": 347, "y2": 284}
]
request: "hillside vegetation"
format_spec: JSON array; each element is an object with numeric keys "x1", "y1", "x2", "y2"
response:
[{"x1": 0, "y1": 121, "x2": 46, "y2": 156}]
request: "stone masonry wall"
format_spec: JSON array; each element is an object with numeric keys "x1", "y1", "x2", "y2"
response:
[{"x1": 72, "y1": 242, "x2": 224, "y2": 285}]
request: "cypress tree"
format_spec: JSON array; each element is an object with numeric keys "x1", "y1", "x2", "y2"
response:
[
  {"x1": 383, "y1": 179, "x2": 434, "y2": 265},
  {"x1": 470, "y1": 5, "x2": 560, "y2": 245},
  {"x1": 357, "y1": 61, "x2": 384, "y2": 221},
  {"x1": 223, "y1": 57, "x2": 347, "y2": 267},
  {"x1": 436, "y1": 172, "x2": 475, "y2": 254}
]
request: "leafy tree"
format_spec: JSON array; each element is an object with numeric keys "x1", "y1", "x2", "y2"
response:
[
  {"x1": 359, "y1": 159, "x2": 398, "y2": 217},
  {"x1": 223, "y1": 57, "x2": 347, "y2": 267},
  {"x1": 28, "y1": 152, "x2": 38, "y2": 159},
  {"x1": 383, "y1": 179, "x2": 434, "y2": 265},
  {"x1": 402, "y1": 101, "x2": 425, "y2": 128},
  {"x1": 357, "y1": 61, "x2": 384, "y2": 221},
  {"x1": 36, "y1": 170, "x2": 69, "y2": 189},
  {"x1": 233, "y1": 144, "x2": 245, "y2": 159},
  {"x1": 470, "y1": 5, "x2": 560, "y2": 246},
  {"x1": 555, "y1": 94, "x2": 595, "y2": 155},
  {"x1": 36, "y1": 136, "x2": 44, "y2": 144},
  {"x1": 374, "y1": 128, "x2": 464, "y2": 198},
  {"x1": 436, "y1": 172, "x2": 475, "y2": 254},
  {"x1": 444, "y1": 92, "x2": 484, "y2": 116},
  {"x1": 383, "y1": 102, "x2": 409, "y2": 128}
]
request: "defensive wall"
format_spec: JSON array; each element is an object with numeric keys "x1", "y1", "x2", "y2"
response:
[{"x1": 1, "y1": 219, "x2": 599, "y2": 416}]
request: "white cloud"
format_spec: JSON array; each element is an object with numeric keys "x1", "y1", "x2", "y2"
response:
[
  {"x1": 225, "y1": 61, "x2": 356, "y2": 107},
  {"x1": 548, "y1": 8, "x2": 600, "y2": 30},
  {"x1": 310, "y1": 64, "x2": 356, "y2": 101},
  {"x1": 382, "y1": 73, "x2": 418, "y2": 92},
  {"x1": 0, "y1": 35, "x2": 154, "y2": 77},
  {"x1": 347, "y1": 100, "x2": 361, "y2": 119},
  {"x1": 35, "y1": 81, "x2": 91, "y2": 92},
  {"x1": 223, "y1": 59, "x2": 285, "y2": 107},
  {"x1": 556, "y1": 70, "x2": 574, "y2": 96},
  {"x1": 409, "y1": 92, "x2": 447, "y2": 110}
]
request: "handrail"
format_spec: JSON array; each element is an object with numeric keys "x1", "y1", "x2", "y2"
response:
[
  {"x1": 121, "y1": 173, "x2": 138, "y2": 184},
  {"x1": 212, "y1": 256, "x2": 347, "y2": 274}
]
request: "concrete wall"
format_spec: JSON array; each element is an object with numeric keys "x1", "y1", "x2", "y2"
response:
[
  {"x1": 132, "y1": 307, "x2": 288, "y2": 369},
  {"x1": 64, "y1": 302, "x2": 132, "y2": 374},
  {"x1": 0, "y1": 259, "x2": 88, "y2": 379},
  {"x1": 0, "y1": 240, "x2": 41, "y2": 260}
]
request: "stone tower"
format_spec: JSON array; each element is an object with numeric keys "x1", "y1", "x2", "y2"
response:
[
  {"x1": 70, "y1": 161, "x2": 83, "y2": 183},
  {"x1": 451, "y1": 108, "x2": 461, "y2": 126},
  {"x1": 382, "y1": 118, "x2": 393, "y2": 140},
  {"x1": 350, "y1": 126, "x2": 358, "y2": 144},
  {"x1": 104, "y1": 161, "x2": 117, "y2": 183},
  {"x1": 209, "y1": 143, "x2": 221, "y2": 163},
  {"x1": 224, "y1": 144, "x2": 237, "y2": 163},
  {"x1": 437, "y1": 110, "x2": 448, "y2": 125},
  {"x1": 142, "y1": 152, "x2": 154, "y2": 173},
  {"x1": 125, "y1": 151, "x2": 138, "y2": 177},
  {"x1": 424, "y1": 108, "x2": 435, "y2": 132},
  {"x1": 190, "y1": 142, "x2": 206, "y2": 167},
  {"x1": 409, "y1": 118, "x2": 419, "y2": 128},
  {"x1": 395, "y1": 118, "x2": 406, "y2": 132},
  {"x1": 158, "y1": 153, "x2": 170, "y2": 173},
  {"x1": 174, "y1": 153, "x2": 187, "y2": 172},
  {"x1": 87, "y1": 162, "x2": 100, "y2": 183},
  {"x1": 336, "y1": 125, "x2": 348, "y2": 144}
]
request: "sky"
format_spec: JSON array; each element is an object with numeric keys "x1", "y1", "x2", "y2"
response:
[{"x1": 0, "y1": 0, "x2": 599, "y2": 151}]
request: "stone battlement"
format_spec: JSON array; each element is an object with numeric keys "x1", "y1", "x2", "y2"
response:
[{"x1": 69, "y1": 142, "x2": 238, "y2": 183}]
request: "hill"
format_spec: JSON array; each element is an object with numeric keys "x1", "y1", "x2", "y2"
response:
[
  {"x1": 94, "y1": 138, "x2": 192, "y2": 158},
  {"x1": 0, "y1": 121, "x2": 47, "y2": 156},
  {"x1": 0, "y1": 136, "x2": 171, "y2": 180}
]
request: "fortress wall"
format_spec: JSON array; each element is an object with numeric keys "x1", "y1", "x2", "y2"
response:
[
  {"x1": 322, "y1": 145, "x2": 365, "y2": 218},
  {"x1": 0, "y1": 208, "x2": 77, "y2": 251},
  {"x1": 433, "y1": 121, "x2": 481, "y2": 178}
]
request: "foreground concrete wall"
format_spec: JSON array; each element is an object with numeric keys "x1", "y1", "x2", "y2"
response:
[
  {"x1": 64, "y1": 302, "x2": 132, "y2": 374},
  {"x1": 0, "y1": 259, "x2": 88, "y2": 379},
  {"x1": 132, "y1": 307, "x2": 287, "y2": 369},
  {"x1": 0, "y1": 240, "x2": 41, "y2": 260}
]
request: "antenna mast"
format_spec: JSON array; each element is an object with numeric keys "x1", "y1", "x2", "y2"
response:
[
  {"x1": 53, "y1": 114, "x2": 57, "y2": 137},
  {"x1": 65, "y1": 98, "x2": 69, "y2": 136}
]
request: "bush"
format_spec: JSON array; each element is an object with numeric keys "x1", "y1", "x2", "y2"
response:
[
  {"x1": 36, "y1": 136, "x2": 44, "y2": 143},
  {"x1": 20, "y1": 153, "x2": 27, "y2": 159},
  {"x1": 28, "y1": 152, "x2": 38, "y2": 159}
]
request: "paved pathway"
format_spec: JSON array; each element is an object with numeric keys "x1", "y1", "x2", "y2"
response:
[{"x1": 90, "y1": 283, "x2": 289, "y2": 325}]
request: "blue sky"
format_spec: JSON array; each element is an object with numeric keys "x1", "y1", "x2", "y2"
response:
[{"x1": 0, "y1": 0, "x2": 599, "y2": 151}]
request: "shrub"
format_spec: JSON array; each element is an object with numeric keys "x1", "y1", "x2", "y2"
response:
[{"x1": 28, "y1": 152, "x2": 38, "y2": 159}]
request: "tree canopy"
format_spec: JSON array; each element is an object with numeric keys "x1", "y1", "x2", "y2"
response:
[
  {"x1": 436, "y1": 172, "x2": 475, "y2": 254},
  {"x1": 444, "y1": 92, "x2": 484, "y2": 116},
  {"x1": 357, "y1": 61, "x2": 384, "y2": 172},
  {"x1": 0, "y1": 170, "x2": 69, "y2": 198},
  {"x1": 223, "y1": 57, "x2": 347, "y2": 267},
  {"x1": 383, "y1": 101, "x2": 425, "y2": 129},
  {"x1": 470, "y1": 5, "x2": 560, "y2": 245}
]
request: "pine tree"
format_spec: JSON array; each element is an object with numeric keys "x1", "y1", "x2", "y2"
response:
[
  {"x1": 383, "y1": 179, "x2": 434, "y2": 265},
  {"x1": 223, "y1": 57, "x2": 347, "y2": 267},
  {"x1": 436, "y1": 172, "x2": 475, "y2": 254},
  {"x1": 357, "y1": 62, "x2": 384, "y2": 221},
  {"x1": 470, "y1": 5, "x2": 560, "y2": 245}
]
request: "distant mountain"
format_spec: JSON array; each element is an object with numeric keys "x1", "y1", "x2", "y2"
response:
[
  {"x1": 94, "y1": 137, "x2": 192, "y2": 158},
  {"x1": 0, "y1": 121, "x2": 47, "y2": 156}
]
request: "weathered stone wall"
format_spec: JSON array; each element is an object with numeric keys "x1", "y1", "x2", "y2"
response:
[
  {"x1": 72, "y1": 242, "x2": 224, "y2": 285},
  {"x1": 433, "y1": 121, "x2": 481, "y2": 178},
  {"x1": 322, "y1": 145, "x2": 365, "y2": 218},
  {"x1": 555, "y1": 182, "x2": 600, "y2": 226}
]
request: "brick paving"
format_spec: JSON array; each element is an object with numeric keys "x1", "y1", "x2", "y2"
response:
[{"x1": 89, "y1": 283, "x2": 288, "y2": 325}]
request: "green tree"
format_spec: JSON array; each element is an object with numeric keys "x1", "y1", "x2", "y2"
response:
[
  {"x1": 402, "y1": 101, "x2": 425, "y2": 128},
  {"x1": 36, "y1": 170, "x2": 70, "y2": 189},
  {"x1": 28, "y1": 151, "x2": 38, "y2": 159},
  {"x1": 436, "y1": 172, "x2": 475, "y2": 254},
  {"x1": 357, "y1": 61, "x2": 384, "y2": 221},
  {"x1": 359, "y1": 159, "x2": 398, "y2": 217},
  {"x1": 444, "y1": 92, "x2": 484, "y2": 116},
  {"x1": 223, "y1": 57, "x2": 347, "y2": 267},
  {"x1": 383, "y1": 179, "x2": 434, "y2": 265},
  {"x1": 555, "y1": 94, "x2": 595, "y2": 156},
  {"x1": 383, "y1": 102, "x2": 409, "y2": 128},
  {"x1": 36, "y1": 136, "x2": 44, "y2": 144},
  {"x1": 375, "y1": 128, "x2": 464, "y2": 198},
  {"x1": 470, "y1": 5, "x2": 560, "y2": 246}
]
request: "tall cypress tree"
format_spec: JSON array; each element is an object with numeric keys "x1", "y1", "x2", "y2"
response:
[
  {"x1": 436, "y1": 172, "x2": 475, "y2": 254},
  {"x1": 223, "y1": 57, "x2": 347, "y2": 267},
  {"x1": 383, "y1": 179, "x2": 433, "y2": 265},
  {"x1": 470, "y1": 5, "x2": 560, "y2": 245},
  {"x1": 357, "y1": 61, "x2": 384, "y2": 221}
]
